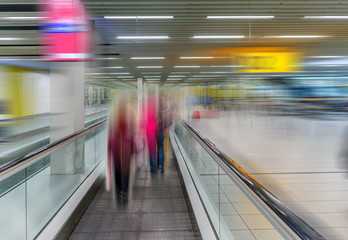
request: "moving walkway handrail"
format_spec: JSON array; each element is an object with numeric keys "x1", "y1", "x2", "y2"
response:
[
  {"x1": 180, "y1": 119, "x2": 326, "y2": 240},
  {"x1": 0, "y1": 119, "x2": 107, "y2": 180}
]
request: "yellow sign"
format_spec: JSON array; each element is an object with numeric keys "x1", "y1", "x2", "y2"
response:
[{"x1": 232, "y1": 48, "x2": 301, "y2": 73}]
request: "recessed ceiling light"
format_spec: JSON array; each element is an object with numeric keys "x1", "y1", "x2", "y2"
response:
[
  {"x1": 304, "y1": 16, "x2": 348, "y2": 19},
  {"x1": 207, "y1": 16, "x2": 274, "y2": 19},
  {"x1": 131, "y1": 57, "x2": 165, "y2": 59},
  {"x1": 0, "y1": 37, "x2": 25, "y2": 41},
  {"x1": 180, "y1": 57, "x2": 214, "y2": 59},
  {"x1": 1, "y1": 17, "x2": 41, "y2": 20},
  {"x1": 98, "y1": 57, "x2": 119, "y2": 60},
  {"x1": 137, "y1": 66, "x2": 163, "y2": 68},
  {"x1": 306, "y1": 56, "x2": 346, "y2": 58},
  {"x1": 102, "y1": 66, "x2": 124, "y2": 68},
  {"x1": 117, "y1": 36, "x2": 169, "y2": 39},
  {"x1": 207, "y1": 65, "x2": 236, "y2": 68},
  {"x1": 200, "y1": 71, "x2": 232, "y2": 74},
  {"x1": 174, "y1": 66, "x2": 200, "y2": 68},
  {"x1": 264, "y1": 35, "x2": 329, "y2": 38},
  {"x1": 107, "y1": 72, "x2": 130, "y2": 75},
  {"x1": 192, "y1": 35, "x2": 244, "y2": 39},
  {"x1": 105, "y1": 16, "x2": 173, "y2": 19}
]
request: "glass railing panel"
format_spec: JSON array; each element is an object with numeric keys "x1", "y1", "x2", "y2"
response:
[
  {"x1": 0, "y1": 174, "x2": 26, "y2": 240},
  {"x1": 0, "y1": 121, "x2": 107, "y2": 240},
  {"x1": 174, "y1": 121, "x2": 285, "y2": 240},
  {"x1": 95, "y1": 125, "x2": 107, "y2": 164}
]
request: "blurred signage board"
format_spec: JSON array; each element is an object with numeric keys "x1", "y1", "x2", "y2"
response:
[
  {"x1": 232, "y1": 47, "x2": 301, "y2": 73},
  {"x1": 40, "y1": 0, "x2": 92, "y2": 61}
]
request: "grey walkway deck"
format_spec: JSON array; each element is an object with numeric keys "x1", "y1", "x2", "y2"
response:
[{"x1": 69, "y1": 152, "x2": 201, "y2": 240}]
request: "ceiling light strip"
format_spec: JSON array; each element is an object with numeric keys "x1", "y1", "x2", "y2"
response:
[
  {"x1": 105, "y1": 16, "x2": 173, "y2": 19},
  {"x1": 193, "y1": 35, "x2": 244, "y2": 39},
  {"x1": 117, "y1": 36, "x2": 169, "y2": 39},
  {"x1": 207, "y1": 16, "x2": 274, "y2": 19},
  {"x1": 131, "y1": 57, "x2": 165, "y2": 59}
]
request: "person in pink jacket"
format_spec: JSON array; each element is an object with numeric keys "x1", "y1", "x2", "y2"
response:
[{"x1": 141, "y1": 90, "x2": 159, "y2": 174}]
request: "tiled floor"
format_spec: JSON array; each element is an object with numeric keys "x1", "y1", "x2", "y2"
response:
[
  {"x1": 191, "y1": 110, "x2": 348, "y2": 240},
  {"x1": 69, "y1": 152, "x2": 201, "y2": 240}
]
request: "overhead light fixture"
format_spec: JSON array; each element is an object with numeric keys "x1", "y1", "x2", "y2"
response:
[
  {"x1": 107, "y1": 72, "x2": 130, "y2": 75},
  {"x1": 102, "y1": 66, "x2": 124, "y2": 68},
  {"x1": 304, "y1": 16, "x2": 348, "y2": 19},
  {"x1": 264, "y1": 35, "x2": 329, "y2": 38},
  {"x1": 117, "y1": 36, "x2": 169, "y2": 39},
  {"x1": 174, "y1": 66, "x2": 200, "y2": 68},
  {"x1": 306, "y1": 56, "x2": 346, "y2": 58},
  {"x1": 168, "y1": 75, "x2": 186, "y2": 77},
  {"x1": 116, "y1": 76, "x2": 134, "y2": 78},
  {"x1": 146, "y1": 79, "x2": 161, "y2": 81},
  {"x1": 207, "y1": 16, "x2": 274, "y2": 19},
  {"x1": 167, "y1": 78, "x2": 182, "y2": 80},
  {"x1": 192, "y1": 75, "x2": 224, "y2": 77},
  {"x1": 1, "y1": 17, "x2": 41, "y2": 20},
  {"x1": 200, "y1": 71, "x2": 232, "y2": 74},
  {"x1": 105, "y1": 16, "x2": 173, "y2": 19},
  {"x1": 192, "y1": 35, "x2": 244, "y2": 39},
  {"x1": 208, "y1": 65, "x2": 236, "y2": 67},
  {"x1": 180, "y1": 56, "x2": 214, "y2": 59},
  {"x1": 131, "y1": 57, "x2": 165, "y2": 59},
  {"x1": 0, "y1": 37, "x2": 25, "y2": 41},
  {"x1": 137, "y1": 66, "x2": 163, "y2": 68},
  {"x1": 98, "y1": 57, "x2": 119, "y2": 60}
]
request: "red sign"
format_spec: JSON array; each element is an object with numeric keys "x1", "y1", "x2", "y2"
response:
[{"x1": 40, "y1": 0, "x2": 92, "y2": 61}]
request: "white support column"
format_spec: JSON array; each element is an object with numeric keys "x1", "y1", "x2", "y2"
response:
[{"x1": 50, "y1": 62, "x2": 85, "y2": 174}]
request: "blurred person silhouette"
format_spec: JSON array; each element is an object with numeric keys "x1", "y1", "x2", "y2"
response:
[
  {"x1": 141, "y1": 87, "x2": 159, "y2": 175},
  {"x1": 108, "y1": 94, "x2": 137, "y2": 201},
  {"x1": 157, "y1": 89, "x2": 173, "y2": 172}
]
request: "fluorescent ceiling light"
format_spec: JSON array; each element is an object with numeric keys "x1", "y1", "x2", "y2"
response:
[
  {"x1": 102, "y1": 66, "x2": 124, "y2": 68},
  {"x1": 304, "y1": 16, "x2": 348, "y2": 19},
  {"x1": 1, "y1": 17, "x2": 41, "y2": 20},
  {"x1": 105, "y1": 16, "x2": 173, "y2": 19},
  {"x1": 200, "y1": 71, "x2": 232, "y2": 74},
  {"x1": 137, "y1": 66, "x2": 163, "y2": 68},
  {"x1": 146, "y1": 79, "x2": 161, "y2": 81},
  {"x1": 193, "y1": 35, "x2": 244, "y2": 39},
  {"x1": 174, "y1": 66, "x2": 200, "y2": 68},
  {"x1": 117, "y1": 36, "x2": 169, "y2": 39},
  {"x1": 168, "y1": 75, "x2": 186, "y2": 77},
  {"x1": 171, "y1": 72, "x2": 190, "y2": 74},
  {"x1": 167, "y1": 78, "x2": 182, "y2": 80},
  {"x1": 180, "y1": 56, "x2": 214, "y2": 59},
  {"x1": 0, "y1": 37, "x2": 25, "y2": 41},
  {"x1": 306, "y1": 56, "x2": 346, "y2": 58},
  {"x1": 98, "y1": 57, "x2": 119, "y2": 60},
  {"x1": 264, "y1": 35, "x2": 329, "y2": 38},
  {"x1": 107, "y1": 72, "x2": 130, "y2": 75},
  {"x1": 208, "y1": 65, "x2": 236, "y2": 67},
  {"x1": 207, "y1": 16, "x2": 274, "y2": 19},
  {"x1": 131, "y1": 57, "x2": 165, "y2": 60},
  {"x1": 116, "y1": 76, "x2": 134, "y2": 78},
  {"x1": 193, "y1": 75, "x2": 224, "y2": 77}
]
